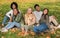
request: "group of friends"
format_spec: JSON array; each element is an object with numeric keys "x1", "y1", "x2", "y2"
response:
[{"x1": 1, "y1": 2, "x2": 60, "y2": 36}]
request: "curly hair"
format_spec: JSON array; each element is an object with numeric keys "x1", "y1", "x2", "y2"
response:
[
  {"x1": 34, "y1": 4, "x2": 39, "y2": 9},
  {"x1": 11, "y1": 2, "x2": 18, "y2": 9}
]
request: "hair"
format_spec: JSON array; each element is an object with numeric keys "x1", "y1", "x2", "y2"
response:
[
  {"x1": 27, "y1": 7, "x2": 32, "y2": 14},
  {"x1": 11, "y1": 2, "x2": 18, "y2": 9},
  {"x1": 43, "y1": 8, "x2": 49, "y2": 15},
  {"x1": 42, "y1": 8, "x2": 49, "y2": 19},
  {"x1": 16, "y1": 9, "x2": 19, "y2": 14},
  {"x1": 34, "y1": 4, "x2": 39, "y2": 9},
  {"x1": 13, "y1": 9, "x2": 19, "y2": 14}
]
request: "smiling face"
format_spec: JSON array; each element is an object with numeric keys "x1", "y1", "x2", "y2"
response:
[
  {"x1": 35, "y1": 6, "x2": 40, "y2": 12},
  {"x1": 12, "y1": 4, "x2": 16, "y2": 9},
  {"x1": 43, "y1": 9, "x2": 48, "y2": 15},
  {"x1": 13, "y1": 9, "x2": 18, "y2": 15},
  {"x1": 27, "y1": 8, "x2": 32, "y2": 14}
]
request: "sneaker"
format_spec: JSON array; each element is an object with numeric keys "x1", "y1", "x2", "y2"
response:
[
  {"x1": 57, "y1": 24, "x2": 60, "y2": 28},
  {"x1": 56, "y1": 25, "x2": 60, "y2": 29},
  {"x1": 1, "y1": 28, "x2": 8, "y2": 32}
]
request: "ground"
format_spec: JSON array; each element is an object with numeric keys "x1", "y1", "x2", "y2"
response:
[{"x1": 0, "y1": 0, "x2": 60, "y2": 38}]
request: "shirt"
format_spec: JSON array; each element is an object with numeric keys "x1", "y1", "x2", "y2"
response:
[
  {"x1": 39, "y1": 15, "x2": 50, "y2": 27},
  {"x1": 33, "y1": 11, "x2": 43, "y2": 23},
  {"x1": 25, "y1": 13, "x2": 36, "y2": 26},
  {"x1": 6, "y1": 10, "x2": 13, "y2": 18},
  {"x1": 15, "y1": 12, "x2": 22, "y2": 23},
  {"x1": 6, "y1": 10, "x2": 21, "y2": 18}
]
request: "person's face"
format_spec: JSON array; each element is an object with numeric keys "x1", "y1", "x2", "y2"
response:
[
  {"x1": 43, "y1": 9, "x2": 48, "y2": 15},
  {"x1": 13, "y1": 9, "x2": 18, "y2": 15},
  {"x1": 27, "y1": 8, "x2": 32, "y2": 14},
  {"x1": 12, "y1": 4, "x2": 16, "y2": 9},
  {"x1": 35, "y1": 6, "x2": 40, "y2": 11}
]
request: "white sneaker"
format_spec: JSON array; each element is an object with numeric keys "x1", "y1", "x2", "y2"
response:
[
  {"x1": 1, "y1": 28, "x2": 8, "y2": 32},
  {"x1": 57, "y1": 24, "x2": 60, "y2": 28}
]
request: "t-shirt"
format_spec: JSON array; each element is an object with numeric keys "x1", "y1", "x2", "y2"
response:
[
  {"x1": 33, "y1": 11, "x2": 43, "y2": 23},
  {"x1": 6, "y1": 10, "x2": 21, "y2": 18},
  {"x1": 6, "y1": 10, "x2": 13, "y2": 18}
]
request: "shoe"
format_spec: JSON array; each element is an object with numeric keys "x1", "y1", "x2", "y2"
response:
[
  {"x1": 1, "y1": 28, "x2": 8, "y2": 32},
  {"x1": 57, "y1": 24, "x2": 60, "y2": 28}
]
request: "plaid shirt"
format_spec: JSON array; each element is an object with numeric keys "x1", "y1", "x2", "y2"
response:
[{"x1": 14, "y1": 12, "x2": 22, "y2": 23}]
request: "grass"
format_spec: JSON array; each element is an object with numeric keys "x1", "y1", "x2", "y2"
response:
[{"x1": 0, "y1": 0, "x2": 60, "y2": 38}]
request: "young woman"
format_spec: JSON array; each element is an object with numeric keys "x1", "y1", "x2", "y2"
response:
[
  {"x1": 33, "y1": 8, "x2": 49, "y2": 33},
  {"x1": 1, "y1": 9, "x2": 22, "y2": 32},
  {"x1": 2, "y1": 2, "x2": 19, "y2": 26},
  {"x1": 21, "y1": 7, "x2": 36, "y2": 36}
]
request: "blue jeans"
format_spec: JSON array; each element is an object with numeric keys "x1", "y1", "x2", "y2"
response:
[
  {"x1": 2, "y1": 16, "x2": 10, "y2": 25},
  {"x1": 33, "y1": 23, "x2": 48, "y2": 33},
  {"x1": 4, "y1": 22, "x2": 21, "y2": 29}
]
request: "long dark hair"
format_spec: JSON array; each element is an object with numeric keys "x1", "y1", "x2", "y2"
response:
[
  {"x1": 16, "y1": 9, "x2": 20, "y2": 14},
  {"x1": 42, "y1": 8, "x2": 49, "y2": 19},
  {"x1": 13, "y1": 9, "x2": 19, "y2": 16}
]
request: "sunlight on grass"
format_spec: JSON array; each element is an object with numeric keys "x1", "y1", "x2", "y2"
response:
[{"x1": 0, "y1": 0, "x2": 60, "y2": 38}]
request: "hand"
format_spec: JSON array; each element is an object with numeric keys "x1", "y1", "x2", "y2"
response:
[
  {"x1": 51, "y1": 15, "x2": 56, "y2": 19},
  {"x1": 9, "y1": 16, "x2": 12, "y2": 22},
  {"x1": 36, "y1": 24, "x2": 39, "y2": 26}
]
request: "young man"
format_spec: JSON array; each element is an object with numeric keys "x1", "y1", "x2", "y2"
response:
[
  {"x1": 33, "y1": 4, "x2": 60, "y2": 33},
  {"x1": 33, "y1": 4, "x2": 43, "y2": 26}
]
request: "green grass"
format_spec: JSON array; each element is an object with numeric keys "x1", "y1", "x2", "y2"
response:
[
  {"x1": 0, "y1": 1, "x2": 60, "y2": 23},
  {"x1": 0, "y1": 0, "x2": 60, "y2": 38}
]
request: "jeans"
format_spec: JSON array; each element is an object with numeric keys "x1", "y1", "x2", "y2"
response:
[
  {"x1": 33, "y1": 23, "x2": 48, "y2": 33},
  {"x1": 4, "y1": 22, "x2": 21, "y2": 29},
  {"x1": 2, "y1": 16, "x2": 10, "y2": 25}
]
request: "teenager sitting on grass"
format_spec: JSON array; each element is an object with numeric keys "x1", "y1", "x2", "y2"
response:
[
  {"x1": 21, "y1": 7, "x2": 36, "y2": 36},
  {"x1": 1, "y1": 9, "x2": 22, "y2": 32},
  {"x1": 2, "y1": 2, "x2": 19, "y2": 26},
  {"x1": 33, "y1": 4, "x2": 43, "y2": 26},
  {"x1": 33, "y1": 8, "x2": 49, "y2": 34},
  {"x1": 33, "y1": 4, "x2": 60, "y2": 33}
]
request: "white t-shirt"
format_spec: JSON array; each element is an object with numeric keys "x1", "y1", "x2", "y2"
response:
[
  {"x1": 6, "y1": 10, "x2": 21, "y2": 18},
  {"x1": 33, "y1": 11, "x2": 43, "y2": 23},
  {"x1": 6, "y1": 10, "x2": 13, "y2": 18}
]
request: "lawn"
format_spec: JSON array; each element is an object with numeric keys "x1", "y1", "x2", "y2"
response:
[{"x1": 0, "y1": 0, "x2": 60, "y2": 38}]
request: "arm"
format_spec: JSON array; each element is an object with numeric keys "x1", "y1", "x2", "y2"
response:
[
  {"x1": 9, "y1": 16, "x2": 13, "y2": 22},
  {"x1": 6, "y1": 10, "x2": 13, "y2": 18},
  {"x1": 6, "y1": 10, "x2": 13, "y2": 22},
  {"x1": 46, "y1": 16, "x2": 50, "y2": 27},
  {"x1": 31, "y1": 14, "x2": 36, "y2": 25},
  {"x1": 24, "y1": 14, "x2": 28, "y2": 25},
  {"x1": 28, "y1": 14, "x2": 36, "y2": 26}
]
